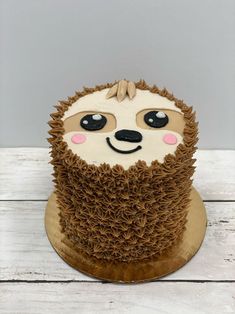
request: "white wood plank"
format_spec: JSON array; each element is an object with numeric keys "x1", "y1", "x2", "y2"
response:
[
  {"x1": 194, "y1": 150, "x2": 235, "y2": 200},
  {"x1": 0, "y1": 201, "x2": 234, "y2": 281},
  {"x1": 0, "y1": 282, "x2": 234, "y2": 314},
  {"x1": 0, "y1": 148, "x2": 52, "y2": 200},
  {"x1": 0, "y1": 148, "x2": 234, "y2": 200}
]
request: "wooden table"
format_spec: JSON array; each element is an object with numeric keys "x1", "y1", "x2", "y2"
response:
[{"x1": 0, "y1": 148, "x2": 234, "y2": 314}]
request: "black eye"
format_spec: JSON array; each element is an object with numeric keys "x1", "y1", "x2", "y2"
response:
[
  {"x1": 144, "y1": 111, "x2": 168, "y2": 128},
  {"x1": 80, "y1": 114, "x2": 107, "y2": 131}
]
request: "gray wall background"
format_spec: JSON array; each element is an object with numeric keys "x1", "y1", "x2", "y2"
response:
[{"x1": 1, "y1": 0, "x2": 235, "y2": 148}]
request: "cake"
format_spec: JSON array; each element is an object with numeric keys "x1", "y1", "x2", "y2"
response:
[{"x1": 48, "y1": 79, "x2": 198, "y2": 263}]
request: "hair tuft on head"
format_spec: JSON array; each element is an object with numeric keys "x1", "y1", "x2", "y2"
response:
[{"x1": 106, "y1": 80, "x2": 136, "y2": 102}]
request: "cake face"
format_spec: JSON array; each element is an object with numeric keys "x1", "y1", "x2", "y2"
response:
[{"x1": 62, "y1": 87, "x2": 185, "y2": 169}]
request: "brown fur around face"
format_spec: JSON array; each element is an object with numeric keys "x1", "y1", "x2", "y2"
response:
[{"x1": 48, "y1": 80, "x2": 198, "y2": 262}]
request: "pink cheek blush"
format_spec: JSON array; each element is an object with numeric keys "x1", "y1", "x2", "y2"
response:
[
  {"x1": 163, "y1": 133, "x2": 178, "y2": 145},
  {"x1": 71, "y1": 133, "x2": 87, "y2": 144}
]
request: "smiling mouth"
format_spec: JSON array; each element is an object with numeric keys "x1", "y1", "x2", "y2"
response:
[{"x1": 106, "y1": 137, "x2": 142, "y2": 154}]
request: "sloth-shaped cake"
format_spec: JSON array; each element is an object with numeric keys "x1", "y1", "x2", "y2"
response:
[{"x1": 48, "y1": 80, "x2": 198, "y2": 263}]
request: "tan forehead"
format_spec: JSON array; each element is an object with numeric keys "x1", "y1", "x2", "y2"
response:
[{"x1": 62, "y1": 88, "x2": 182, "y2": 120}]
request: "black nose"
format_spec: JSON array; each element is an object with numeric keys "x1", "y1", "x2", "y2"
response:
[{"x1": 115, "y1": 129, "x2": 143, "y2": 143}]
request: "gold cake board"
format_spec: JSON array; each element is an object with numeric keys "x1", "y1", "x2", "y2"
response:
[{"x1": 45, "y1": 187, "x2": 207, "y2": 283}]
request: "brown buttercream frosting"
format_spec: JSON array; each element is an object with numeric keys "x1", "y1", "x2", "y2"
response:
[{"x1": 48, "y1": 80, "x2": 198, "y2": 262}]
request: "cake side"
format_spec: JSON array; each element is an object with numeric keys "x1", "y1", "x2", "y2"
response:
[{"x1": 48, "y1": 80, "x2": 198, "y2": 262}]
